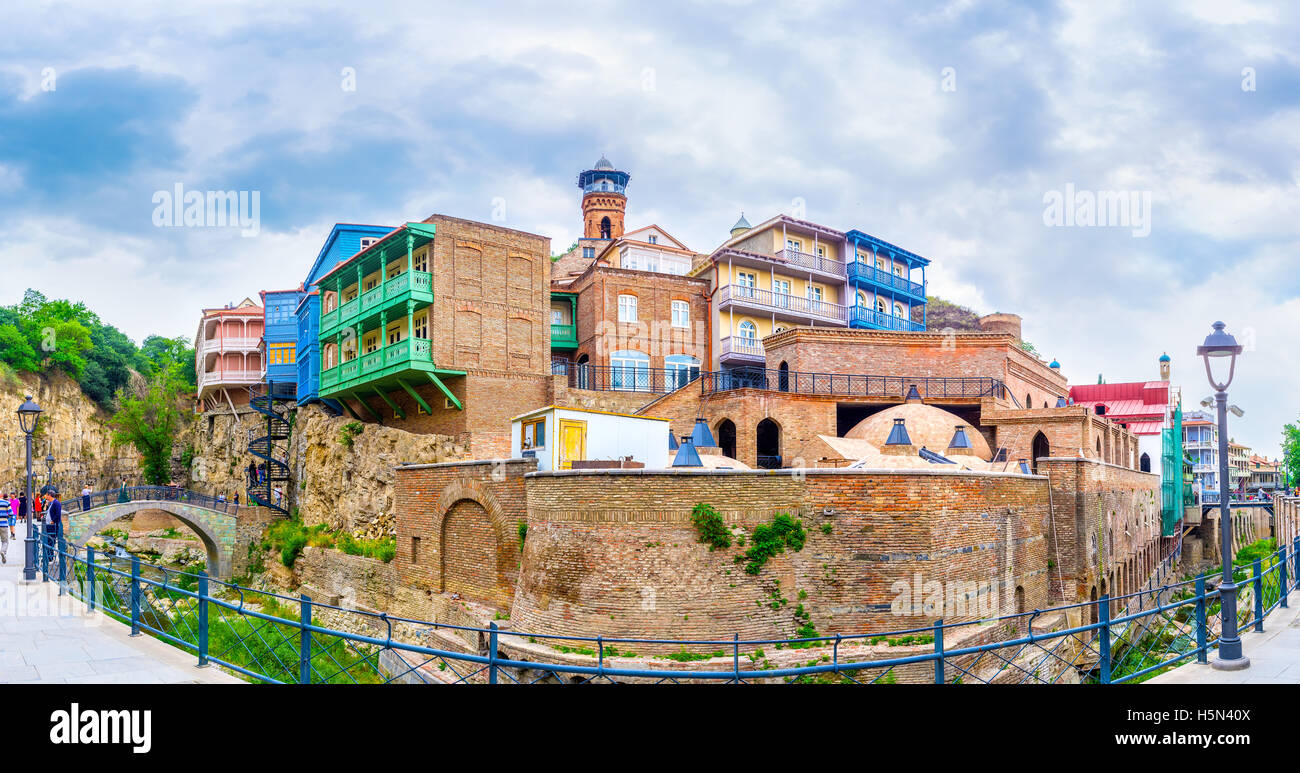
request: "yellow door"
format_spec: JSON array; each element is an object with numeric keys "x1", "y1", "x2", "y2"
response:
[{"x1": 558, "y1": 419, "x2": 587, "y2": 470}]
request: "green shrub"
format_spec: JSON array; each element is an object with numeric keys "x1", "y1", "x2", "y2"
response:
[
  {"x1": 741, "y1": 513, "x2": 806, "y2": 574},
  {"x1": 690, "y1": 502, "x2": 731, "y2": 550},
  {"x1": 338, "y1": 421, "x2": 364, "y2": 449}
]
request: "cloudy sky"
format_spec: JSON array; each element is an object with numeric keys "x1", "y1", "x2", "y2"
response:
[{"x1": 1, "y1": 0, "x2": 1296, "y2": 455}]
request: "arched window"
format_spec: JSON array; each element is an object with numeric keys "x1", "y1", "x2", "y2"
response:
[
  {"x1": 893, "y1": 303, "x2": 905, "y2": 317},
  {"x1": 876, "y1": 297, "x2": 887, "y2": 313},
  {"x1": 1140, "y1": 452, "x2": 1151, "y2": 473},
  {"x1": 610, "y1": 349, "x2": 649, "y2": 391},
  {"x1": 716, "y1": 419, "x2": 737, "y2": 460},
  {"x1": 1096, "y1": 439, "x2": 1103, "y2": 458},
  {"x1": 665, "y1": 354, "x2": 700, "y2": 390},
  {"x1": 857, "y1": 291, "x2": 867, "y2": 307},
  {"x1": 738, "y1": 320, "x2": 758, "y2": 339},
  {"x1": 1025, "y1": 393, "x2": 1032, "y2": 408},
  {"x1": 1031, "y1": 431, "x2": 1050, "y2": 474},
  {"x1": 778, "y1": 361, "x2": 790, "y2": 392},
  {"x1": 600, "y1": 216, "x2": 612, "y2": 239},
  {"x1": 756, "y1": 419, "x2": 781, "y2": 469}
]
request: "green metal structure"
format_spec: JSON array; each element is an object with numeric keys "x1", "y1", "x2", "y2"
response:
[
  {"x1": 1160, "y1": 404, "x2": 1185, "y2": 537},
  {"x1": 315, "y1": 222, "x2": 465, "y2": 415}
]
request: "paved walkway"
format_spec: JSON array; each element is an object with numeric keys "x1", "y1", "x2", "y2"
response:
[
  {"x1": 0, "y1": 536, "x2": 240, "y2": 684},
  {"x1": 1150, "y1": 590, "x2": 1300, "y2": 684}
]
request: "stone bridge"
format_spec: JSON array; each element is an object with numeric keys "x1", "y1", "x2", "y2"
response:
[{"x1": 64, "y1": 499, "x2": 240, "y2": 578}]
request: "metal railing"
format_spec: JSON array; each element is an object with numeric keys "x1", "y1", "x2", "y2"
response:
[
  {"x1": 718, "y1": 336, "x2": 765, "y2": 363},
  {"x1": 848, "y1": 305, "x2": 925, "y2": 332},
  {"x1": 62, "y1": 486, "x2": 237, "y2": 515},
  {"x1": 716, "y1": 285, "x2": 847, "y2": 324},
  {"x1": 551, "y1": 361, "x2": 699, "y2": 394},
  {"x1": 701, "y1": 367, "x2": 1008, "y2": 400},
  {"x1": 847, "y1": 260, "x2": 925, "y2": 297},
  {"x1": 775, "y1": 248, "x2": 846, "y2": 277},
  {"x1": 33, "y1": 530, "x2": 1300, "y2": 684}
]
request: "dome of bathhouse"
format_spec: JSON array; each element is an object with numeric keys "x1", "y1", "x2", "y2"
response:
[{"x1": 844, "y1": 403, "x2": 992, "y2": 460}]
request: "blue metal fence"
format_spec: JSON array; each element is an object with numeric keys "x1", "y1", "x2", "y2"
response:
[
  {"x1": 35, "y1": 533, "x2": 1299, "y2": 684},
  {"x1": 62, "y1": 485, "x2": 237, "y2": 515}
]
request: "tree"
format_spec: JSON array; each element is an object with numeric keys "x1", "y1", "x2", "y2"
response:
[
  {"x1": 109, "y1": 372, "x2": 187, "y2": 485},
  {"x1": 921, "y1": 296, "x2": 983, "y2": 331},
  {"x1": 1282, "y1": 419, "x2": 1300, "y2": 490}
]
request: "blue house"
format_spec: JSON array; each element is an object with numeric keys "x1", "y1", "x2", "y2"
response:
[
  {"x1": 260, "y1": 287, "x2": 305, "y2": 391},
  {"x1": 844, "y1": 229, "x2": 929, "y2": 332},
  {"x1": 295, "y1": 223, "x2": 394, "y2": 404}
]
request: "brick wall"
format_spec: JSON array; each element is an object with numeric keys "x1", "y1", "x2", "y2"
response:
[
  {"x1": 1037, "y1": 457, "x2": 1162, "y2": 605},
  {"x1": 512, "y1": 468, "x2": 1050, "y2": 649},
  {"x1": 392, "y1": 459, "x2": 535, "y2": 616}
]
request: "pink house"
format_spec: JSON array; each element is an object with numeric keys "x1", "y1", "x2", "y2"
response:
[{"x1": 195, "y1": 297, "x2": 265, "y2": 412}]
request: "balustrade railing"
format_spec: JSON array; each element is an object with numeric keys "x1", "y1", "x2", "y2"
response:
[
  {"x1": 62, "y1": 485, "x2": 236, "y2": 515},
  {"x1": 701, "y1": 367, "x2": 1007, "y2": 400},
  {"x1": 34, "y1": 516, "x2": 1300, "y2": 684}
]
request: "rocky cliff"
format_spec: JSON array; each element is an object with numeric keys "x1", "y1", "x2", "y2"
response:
[
  {"x1": 185, "y1": 402, "x2": 470, "y2": 534},
  {"x1": 0, "y1": 370, "x2": 139, "y2": 494}
]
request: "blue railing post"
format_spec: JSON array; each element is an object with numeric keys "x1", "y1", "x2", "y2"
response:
[
  {"x1": 1280, "y1": 548, "x2": 1289, "y2": 609},
  {"x1": 1293, "y1": 538, "x2": 1300, "y2": 592},
  {"x1": 732, "y1": 633, "x2": 740, "y2": 684},
  {"x1": 299, "y1": 594, "x2": 312, "y2": 684},
  {"x1": 87, "y1": 547, "x2": 96, "y2": 612},
  {"x1": 129, "y1": 555, "x2": 141, "y2": 636},
  {"x1": 1195, "y1": 574, "x2": 1208, "y2": 664},
  {"x1": 1253, "y1": 558, "x2": 1264, "y2": 632},
  {"x1": 57, "y1": 534, "x2": 67, "y2": 591},
  {"x1": 1098, "y1": 594, "x2": 1111, "y2": 684},
  {"x1": 933, "y1": 619, "x2": 945, "y2": 684},
  {"x1": 197, "y1": 570, "x2": 209, "y2": 668},
  {"x1": 487, "y1": 621, "x2": 499, "y2": 685}
]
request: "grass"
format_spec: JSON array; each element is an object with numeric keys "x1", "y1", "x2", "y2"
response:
[{"x1": 262, "y1": 517, "x2": 396, "y2": 567}]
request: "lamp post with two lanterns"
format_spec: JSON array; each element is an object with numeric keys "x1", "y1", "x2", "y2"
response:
[{"x1": 16, "y1": 396, "x2": 42, "y2": 582}]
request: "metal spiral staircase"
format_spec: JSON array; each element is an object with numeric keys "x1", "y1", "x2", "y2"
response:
[{"x1": 247, "y1": 381, "x2": 294, "y2": 515}]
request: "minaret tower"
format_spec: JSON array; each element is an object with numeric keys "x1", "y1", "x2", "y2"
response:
[
  {"x1": 577, "y1": 156, "x2": 630, "y2": 240},
  {"x1": 1159, "y1": 351, "x2": 1171, "y2": 381}
]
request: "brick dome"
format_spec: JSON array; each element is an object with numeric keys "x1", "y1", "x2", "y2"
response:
[{"x1": 844, "y1": 403, "x2": 991, "y2": 459}]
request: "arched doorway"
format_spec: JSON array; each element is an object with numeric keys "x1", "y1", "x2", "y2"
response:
[
  {"x1": 440, "y1": 498, "x2": 502, "y2": 605},
  {"x1": 756, "y1": 418, "x2": 780, "y2": 468},
  {"x1": 599, "y1": 216, "x2": 612, "y2": 239},
  {"x1": 778, "y1": 361, "x2": 790, "y2": 392},
  {"x1": 1030, "y1": 432, "x2": 1050, "y2": 474},
  {"x1": 716, "y1": 419, "x2": 737, "y2": 460},
  {"x1": 1139, "y1": 452, "x2": 1151, "y2": 473}
]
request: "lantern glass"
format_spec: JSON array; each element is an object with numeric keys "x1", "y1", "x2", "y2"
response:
[
  {"x1": 16, "y1": 395, "x2": 41, "y2": 435},
  {"x1": 1196, "y1": 321, "x2": 1242, "y2": 390}
]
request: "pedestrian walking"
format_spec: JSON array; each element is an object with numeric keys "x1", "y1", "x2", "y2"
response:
[
  {"x1": 116, "y1": 477, "x2": 129, "y2": 503},
  {"x1": 17, "y1": 492, "x2": 26, "y2": 523},
  {"x1": 247, "y1": 460, "x2": 257, "y2": 486},
  {"x1": 80, "y1": 482, "x2": 92, "y2": 512},
  {"x1": 0, "y1": 497, "x2": 12, "y2": 564},
  {"x1": 8, "y1": 493, "x2": 18, "y2": 524}
]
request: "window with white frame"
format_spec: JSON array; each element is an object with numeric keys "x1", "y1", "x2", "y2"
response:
[
  {"x1": 359, "y1": 237, "x2": 378, "y2": 251},
  {"x1": 807, "y1": 285, "x2": 823, "y2": 303},
  {"x1": 894, "y1": 303, "x2": 905, "y2": 317},
  {"x1": 671, "y1": 300, "x2": 689, "y2": 328},
  {"x1": 785, "y1": 238, "x2": 802, "y2": 253},
  {"x1": 618, "y1": 294, "x2": 637, "y2": 323},
  {"x1": 551, "y1": 309, "x2": 563, "y2": 325},
  {"x1": 738, "y1": 320, "x2": 758, "y2": 339},
  {"x1": 736, "y1": 271, "x2": 756, "y2": 297},
  {"x1": 666, "y1": 354, "x2": 700, "y2": 388},
  {"x1": 647, "y1": 235, "x2": 658, "y2": 244},
  {"x1": 610, "y1": 349, "x2": 649, "y2": 391}
]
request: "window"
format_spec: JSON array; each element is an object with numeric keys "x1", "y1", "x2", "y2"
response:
[
  {"x1": 414, "y1": 248, "x2": 428, "y2": 273},
  {"x1": 816, "y1": 244, "x2": 826, "y2": 258},
  {"x1": 359, "y1": 237, "x2": 378, "y2": 251},
  {"x1": 893, "y1": 264, "x2": 904, "y2": 277},
  {"x1": 413, "y1": 313, "x2": 428, "y2": 339},
  {"x1": 522, "y1": 417, "x2": 546, "y2": 450},
  {"x1": 736, "y1": 271, "x2": 756, "y2": 296},
  {"x1": 551, "y1": 309, "x2": 564, "y2": 325},
  {"x1": 648, "y1": 235, "x2": 658, "y2": 244},
  {"x1": 807, "y1": 285, "x2": 823, "y2": 302},
  {"x1": 773, "y1": 279, "x2": 791, "y2": 307},
  {"x1": 785, "y1": 238, "x2": 802, "y2": 253},
  {"x1": 671, "y1": 300, "x2": 689, "y2": 328},
  {"x1": 387, "y1": 325, "x2": 402, "y2": 346},
  {"x1": 618, "y1": 294, "x2": 638, "y2": 323},
  {"x1": 857, "y1": 291, "x2": 867, "y2": 307},
  {"x1": 610, "y1": 350, "x2": 649, "y2": 391},
  {"x1": 583, "y1": 247, "x2": 595, "y2": 259},
  {"x1": 364, "y1": 332, "x2": 379, "y2": 354},
  {"x1": 893, "y1": 303, "x2": 905, "y2": 317},
  {"x1": 876, "y1": 297, "x2": 887, "y2": 313},
  {"x1": 364, "y1": 276, "x2": 378, "y2": 292},
  {"x1": 666, "y1": 355, "x2": 700, "y2": 389},
  {"x1": 738, "y1": 320, "x2": 758, "y2": 339}
]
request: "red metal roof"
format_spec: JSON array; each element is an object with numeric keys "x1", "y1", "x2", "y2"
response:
[{"x1": 1068, "y1": 380, "x2": 1170, "y2": 426}]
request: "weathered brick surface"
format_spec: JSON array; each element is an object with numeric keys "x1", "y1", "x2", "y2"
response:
[
  {"x1": 392, "y1": 459, "x2": 535, "y2": 614},
  {"x1": 511, "y1": 469, "x2": 1050, "y2": 647},
  {"x1": 1038, "y1": 457, "x2": 1161, "y2": 605}
]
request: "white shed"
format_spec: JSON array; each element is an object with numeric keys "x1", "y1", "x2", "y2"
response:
[{"x1": 510, "y1": 405, "x2": 671, "y2": 471}]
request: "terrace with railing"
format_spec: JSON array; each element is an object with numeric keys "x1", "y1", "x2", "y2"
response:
[
  {"x1": 849, "y1": 305, "x2": 925, "y2": 332},
  {"x1": 774, "y1": 247, "x2": 846, "y2": 279},
  {"x1": 847, "y1": 260, "x2": 926, "y2": 299},
  {"x1": 716, "y1": 285, "x2": 846, "y2": 325},
  {"x1": 701, "y1": 366, "x2": 1008, "y2": 400}
]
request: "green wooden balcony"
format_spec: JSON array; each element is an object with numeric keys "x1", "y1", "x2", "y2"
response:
[
  {"x1": 319, "y1": 336, "x2": 466, "y2": 417},
  {"x1": 551, "y1": 323, "x2": 578, "y2": 348},
  {"x1": 321, "y1": 270, "x2": 433, "y2": 338}
]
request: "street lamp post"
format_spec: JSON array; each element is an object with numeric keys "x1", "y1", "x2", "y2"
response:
[
  {"x1": 1197, "y1": 321, "x2": 1249, "y2": 671},
  {"x1": 16, "y1": 396, "x2": 42, "y2": 582}
]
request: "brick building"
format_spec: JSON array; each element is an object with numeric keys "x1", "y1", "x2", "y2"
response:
[
  {"x1": 315, "y1": 214, "x2": 552, "y2": 457},
  {"x1": 551, "y1": 159, "x2": 711, "y2": 394}
]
